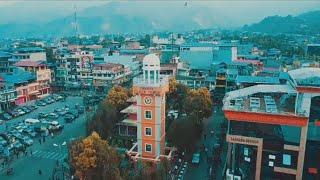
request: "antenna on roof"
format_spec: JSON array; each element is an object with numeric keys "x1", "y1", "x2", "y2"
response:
[{"x1": 74, "y1": 5, "x2": 79, "y2": 50}]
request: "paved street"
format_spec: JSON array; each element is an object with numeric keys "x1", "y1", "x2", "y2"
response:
[
  {"x1": 0, "y1": 96, "x2": 89, "y2": 180},
  {"x1": 185, "y1": 105, "x2": 227, "y2": 180}
]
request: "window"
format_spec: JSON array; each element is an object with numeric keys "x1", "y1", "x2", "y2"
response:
[
  {"x1": 145, "y1": 110, "x2": 152, "y2": 119},
  {"x1": 145, "y1": 144, "x2": 152, "y2": 152},
  {"x1": 283, "y1": 154, "x2": 291, "y2": 166},
  {"x1": 145, "y1": 127, "x2": 152, "y2": 136}
]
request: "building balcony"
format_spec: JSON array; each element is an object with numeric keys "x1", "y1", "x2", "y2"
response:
[{"x1": 133, "y1": 75, "x2": 169, "y2": 88}]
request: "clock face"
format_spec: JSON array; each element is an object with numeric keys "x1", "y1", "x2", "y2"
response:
[{"x1": 144, "y1": 97, "x2": 152, "y2": 105}]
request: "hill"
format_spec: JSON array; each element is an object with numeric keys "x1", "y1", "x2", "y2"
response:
[{"x1": 243, "y1": 10, "x2": 320, "y2": 35}]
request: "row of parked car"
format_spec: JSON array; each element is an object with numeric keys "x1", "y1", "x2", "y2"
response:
[
  {"x1": 36, "y1": 103, "x2": 84, "y2": 124},
  {"x1": 0, "y1": 122, "x2": 36, "y2": 157},
  {"x1": 35, "y1": 94, "x2": 65, "y2": 107},
  {"x1": 0, "y1": 94, "x2": 65, "y2": 122},
  {"x1": 1, "y1": 105, "x2": 38, "y2": 121}
]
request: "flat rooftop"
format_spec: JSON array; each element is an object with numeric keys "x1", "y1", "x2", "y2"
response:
[{"x1": 223, "y1": 84, "x2": 299, "y2": 116}]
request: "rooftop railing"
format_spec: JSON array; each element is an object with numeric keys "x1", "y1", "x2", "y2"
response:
[{"x1": 133, "y1": 75, "x2": 169, "y2": 87}]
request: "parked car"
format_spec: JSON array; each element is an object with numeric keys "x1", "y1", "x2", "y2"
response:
[
  {"x1": 48, "y1": 113, "x2": 59, "y2": 119},
  {"x1": 77, "y1": 106, "x2": 85, "y2": 114},
  {"x1": 48, "y1": 121, "x2": 64, "y2": 132},
  {"x1": 12, "y1": 141, "x2": 24, "y2": 151},
  {"x1": 22, "y1": 128, "x2": 37, "y2": 137},
  {"x1": 38, "y1": 112, "x2": 48, "y2": 119},
  {"x1": 21, "y1": 107, "x2": 31, "y2": 113},
  {"x1": 0, "y1": 136, "x2": 8, "y2": 146},
  {"x1": 7, "y1": 110, "x2": 19, "y2": 117},
  {"x1": 36, "y1": 101, "x2": 46, "y2": 106},
  {"x1": 68, "y1": 110, "x2": 79, "y2": 118},
  {"x1": 2, "y1": 113, "x2": 12, "y2": 120},
  {"x1": 192, "y1": 152, "x2": 201, "y2": 165},
  {"x1": 34, "y1": 125, "x2": 48, "y2": 133},
  {"x1": 17, "y1": 109, "x2": 26, "y2": 115},
  {"x1": 19, "y1": 136, "x2": 33, "y2": 146},
  {"x1": 64, "y1": 114, "x2": 75, "y2": 123},
  {"x1": 24, "y1": 118, "x2": 40, "y2": 125}
]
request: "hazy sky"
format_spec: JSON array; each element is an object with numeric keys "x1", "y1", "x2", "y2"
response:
[{"x1": 0, "y1": 1, "x2": 319, "y2": 26}]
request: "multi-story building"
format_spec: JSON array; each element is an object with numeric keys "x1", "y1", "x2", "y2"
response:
[
  {"x1": 126, "y1": 54, "x2": 174, "y2": 162},
  {"x1": 54, "y1": 52, "x2": 134, "y2": 91},
  {"x1": 160, "y1": 57, "x2": 189, "y2": 77},
  {"x1": 92, "y1": 63, "x2": 131, "y2": 91},
  {"x1": 104, "y1": 53, "x2": 141, "y2": 78},
  {"x1": 14, "y1": 60, "x2": 52, "y2": 98},
  {"x1": 0, "y1": 77, "x2": 17, "y2": 114},
  {"x1": 1, "y1": 68, "x2": 37, "y2": 105},
  {"x1": 118, "y1": 96, "x2": 138, "y2": 137},
  {"x1": 180, "y1": 42, "x2": 238, "y2": 70},
  {"x1": 9, "y1": 47, "x2": 46, "y2": 62},
  {"x1": 0, "y1": 51, "x2": 13, "y2": 73},
  {"x1": 223, "y1": 67, "x2": 320, "y2": 180}
]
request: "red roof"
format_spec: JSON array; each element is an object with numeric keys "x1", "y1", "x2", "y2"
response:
[{"x1": 14, "y1": 60, "x2": 46, "y2": 67}]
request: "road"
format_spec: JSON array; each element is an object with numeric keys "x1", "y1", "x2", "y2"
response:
[
  {"x1": 0, "y1": 96, "x2": 89, "y2": 180},
  {"x1": 185, "y1": 105, "x2": 227, "y2": 180}
]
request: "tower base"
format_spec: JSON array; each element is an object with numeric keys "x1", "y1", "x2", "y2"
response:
[{"x1": 127, "y1": 143, "x2": 175, "y2": 163}]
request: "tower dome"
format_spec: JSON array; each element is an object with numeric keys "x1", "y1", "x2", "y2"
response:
[
  {"x1": 142, "y1": 54, "x2": 160, "y2": 84},
  {"x1": 143, "y1": 53, "x2": 160, "y2": 66}
]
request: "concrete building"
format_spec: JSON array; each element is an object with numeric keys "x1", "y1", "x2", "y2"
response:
[
  {"x1": 223, "y1": 67, "x2": 320, "y2": 179},
  {"x1": 10, "y1": 47, "x2": 46, "y2": 62},
  {"x1": 306, "y1": 44, "x2": 320, "y2": 57},
  {"x1": 14, "y1": 60, "x2": 52, "y2": 98},
  {"x1": 104, "y1": 53, "x2": 141, "y2": 77},
  {"x1": 180, "y1": 42, "x2": 237, "y2": 70},
  {"x1": 1, "y1": 68, "x2": 37, "y2": 105},
  {"x1": 127, "y1": 54, "x2": 173, "y2": 162},
  {"x1": 92, "y1": 63, "x2": 131, "y2": 91},
  {"x1": 118, "y1": 96, "x2": 138, "y2": 137},
  {"x1": 0, "y1": 76, "x2": 17, "y2": 114},
  {"x1": 0, "y1": 51, "x2": 13, "y2": 73},
  {"x1": 160, "y1": 57, "x2": 189, "y2": 77}
]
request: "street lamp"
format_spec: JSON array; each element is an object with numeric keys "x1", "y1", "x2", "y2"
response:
[
  {"x1": 53, "y1": 141, "x2": 67, "y2": 152},
  {"x1": 52, "y1": 141, "x2": 69, "y2": 180}
]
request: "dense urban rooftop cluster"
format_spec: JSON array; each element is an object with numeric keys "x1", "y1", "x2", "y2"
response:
[{"x1": 0, "y1": 29, "x2": 319, "y2": 179}]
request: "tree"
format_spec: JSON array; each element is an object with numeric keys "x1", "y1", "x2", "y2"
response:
[
  {"x1": 69, "y1": 132, "x2": 122, "y2": 180},
  {"x1": 167, "y1": 115, "x2": 202, "y2": 153},
  {"x1": 132, "y1": 159, "x2": 170, "y2": 180},
  {"x1": 106, "y1": 86, "x2": 130, "y2": 112},
  {"x1": 86, "y1": 101, "x2": 118, "y2": 138},
  {"x1": 166, "y1": 79, "x2": 189, "y2": 117},
  {"x1": 185, "y1": 87, "x2": 213, "y2": 122}
]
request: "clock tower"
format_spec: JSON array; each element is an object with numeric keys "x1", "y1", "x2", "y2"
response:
[{"x1": 129, "y1": 54, "x2": 170, "y2": 162}]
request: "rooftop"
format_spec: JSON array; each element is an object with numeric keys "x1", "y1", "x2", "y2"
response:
[
  {"x1": 223, "y1": 84, "x2": 299, "y2": 116},
  {"x1": 236, "y1": 75, "x2": 280, "y2": 85},
  {"x1": 1, "y1": 68, "x2": 36, "y2": 85},
  {"x1": 15, "y1": 47, "x2": 45, "y2": 53},
  {"x1": 14, "y1": 60, "x2": 46, "y2": 67},
  {"x1": 0, "y1": 51, "x2": 11, "y2": 58},
  {"x1": 121, "y1": 104, "x2": 137, "y2": 114},
  {"x1": 93, "y1": 63, "x2": 124, "y2": 71},
  {"x1": 288, "y1": 68, "x2": 320, "y2": 87}
]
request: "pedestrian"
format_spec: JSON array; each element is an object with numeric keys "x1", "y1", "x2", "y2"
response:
[
  {"x1": 204, "y1": 133, "x2": 207, "y2": 140},
  {"x1": 51, "y1": 132, "x2": 54, "y2": 138},
  {"x1": 38, "y1": 169, "x2": 42, "y2": 175},
  {"x1": 30, "y1": 149, "x2": 33, "y2": 155},
  {"x1": 39, "y1": 139, "x2": 42, "y2": 145}
]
